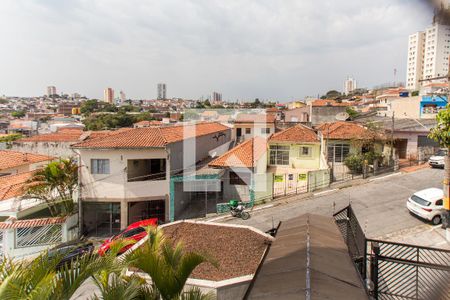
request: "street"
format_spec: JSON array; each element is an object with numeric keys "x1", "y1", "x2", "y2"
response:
[{"x1": 220, "y1": 167, "x2": 449, "y2": 249}]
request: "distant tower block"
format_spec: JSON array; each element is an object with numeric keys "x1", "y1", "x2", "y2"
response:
[{"x1": 157, "y1": 83, "x2": 167, "y2": 100}]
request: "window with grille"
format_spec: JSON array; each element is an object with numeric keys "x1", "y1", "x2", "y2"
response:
[
  {"x1": 230, "y1": 171, "x2": 249, "y2": 185},
  {"x1": 327, "y1": 144, "x2": 350, "y2": 163},
  {"x1": 299, "y1": 146, "x2": 311, "y2": 157},
  {"x1": 269, "y1": 145, "x2": 290, "y2": 165}
]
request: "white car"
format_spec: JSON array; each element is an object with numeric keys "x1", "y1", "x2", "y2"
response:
[
  {"x1": 407, "y1": 188, "x2": 444, "y2": 225},
  {"x1": 428, "y1": 149, "x2": 447, "y2": 168}
]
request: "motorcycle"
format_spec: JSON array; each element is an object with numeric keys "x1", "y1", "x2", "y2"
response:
[{"x1": 229, "y1": 200, "x2": 250, "y2": 220}]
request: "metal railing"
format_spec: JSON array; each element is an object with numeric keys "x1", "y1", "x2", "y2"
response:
[
  {"x1": 15, "y1": 224, "x2": 62, "y2": 248},
  {"x1": 334, "y1": 205, "x2": 450, "y2": 300}
]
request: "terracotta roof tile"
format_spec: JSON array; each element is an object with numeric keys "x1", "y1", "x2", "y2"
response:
[
  {"x1": 316, "y1": 121, "x2": 368, "y2": 140},
  {"x1": 311, "y1": 99, "x2": 351, "y2": 107},
  {"x1": 269, "y1": 124, "x2": 319, "y2": 143},
  {"x1": 17, "y1": 129, "x2": 84, "y2": 142},
  {"x1": 209, "y1": 137, "x2": 267, "y2": 168},
  {"x1": 0, "y1": 171, "x2": 34, "y2": 201},
  {"x1": 0, "y1": 150, "x2": 53, "y2": 171},
  {"x1": 73, "y1": 122, "x2": 229, "y2": 149},
  {"x1": 0, "y1": 216, "x2": 67, "y2": 229}
]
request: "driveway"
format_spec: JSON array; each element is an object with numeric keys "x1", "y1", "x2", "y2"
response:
[{"x1": 221, "y1": 167, "x2": 449, "y2": 248}]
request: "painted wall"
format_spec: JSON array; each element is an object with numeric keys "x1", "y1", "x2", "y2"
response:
[
  {"x1": 311, "y1": 106, "x2": 347, "y2": 126},
  {"x1": 268, "y1": 142, "x2": 321, "y2": 170},
  {"x1": 12, "y1": 141, "x2": 76, "y2": 158},
  {"x1": 233, "y1": 123, "x2": 275, "y2": 141}
]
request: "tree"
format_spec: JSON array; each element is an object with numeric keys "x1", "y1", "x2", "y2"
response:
[
  {"x1": 429, "y1": 104, "x2": 450, "y2": 228},
  {"x1": 128, "y1": 228, "x2": 216, "y2": 300},
  {"x1": 25, "y1": 159, "x2": 78, "y2": 217},
  {"x1": 80, "y1": 99, "x2": 99, "y2": 115},
  {"x1": 325, "y1": 90, "x2": 341, "y2": 99},
  {"x1": 346, "y1": 107, "x2": 359, "y2": 120},
  {"x1": 11, "y1": 111, "x2": 25, "y2": 118}
]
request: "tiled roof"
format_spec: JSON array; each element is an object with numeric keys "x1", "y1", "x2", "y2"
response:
[
  {"x1": 133, "y1": 120, "x2": 163, "y2": 127},
  {"x1": 209, "y1": 137, "x2": 267, "y2": 168},
  {"x1": 0, "y1": 171, "x2": 33, "y2": 201},
  {"x1": 0, "y1": 150, "x2": 53, "y2": 171},
  {"x1": 162, "y1": 221, "x2": 271, "y2": 281},
  {"x1": 311, "y1": 99, "x2": 351, "y2": 107},
  {"x1": 16, "y1": 128, "x2": 129, "y2": 143},
  {"x1": 235, "y1": 113, "x2": 276, "y2": 123},
  {"x1": 73, "y1": 122, "x2": 229, "y2": 149},
  {"x1": 269, "y1": 124, "x2": 319, "y2": 143},
  {"x1": 0, "y1": 216, "x2": 67, "y2": 229},
  {"x1": 316, "y1": 121, "x2": 368, "y2": 140}
]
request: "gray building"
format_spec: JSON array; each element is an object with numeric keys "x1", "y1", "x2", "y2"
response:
[{"x1": 157, "y1": 83, "x2": 167, "y2": 100}]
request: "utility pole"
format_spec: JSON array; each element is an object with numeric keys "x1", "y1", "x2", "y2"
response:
[{"x1": 390, "y1": 112, "x2": 395, "y2": 166}]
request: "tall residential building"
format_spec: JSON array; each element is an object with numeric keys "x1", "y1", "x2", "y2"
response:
[
  {"x1": 343, "y1": 77, "x2": 357, "y2": 95},
  {"x1": 157, "y1": 83, "x2": 167, "y2": 100},
  {"x1": 46, "y1": 86, "x2": 57, "y2": 97},
  {"x1": 212, "y1": 92, "x2": 222, "y2": 103},
  {"x1": 406, "y1": 9, "x2": 450, "y2": 90},
  {"x1": 103, "y1": 88, "x2": 114, "y2": 103},
  {"x1": 406, "y1": 32, "x2": 426, "y2": 90},
  {"x1": 119, "y1": 90, "x2": 126, "y2": 102}
]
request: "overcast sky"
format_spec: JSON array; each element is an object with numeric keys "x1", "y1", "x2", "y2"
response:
[{"x1": 0, "y1": 0, "x2": 434, "y2": 101}]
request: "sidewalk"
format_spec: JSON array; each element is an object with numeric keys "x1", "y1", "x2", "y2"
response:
[{"x1": 400, "y1": 162, "x2": 430, "y2": 173}]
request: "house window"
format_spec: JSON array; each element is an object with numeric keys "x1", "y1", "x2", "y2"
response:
[
  {"x1": 91, "y1": 159, "x2": 110, "y2": 174},
  {"x1": 229, "y1": 171, "x2": 249, "y2": 185},
  {"x1": 269, "y1": 145, "x2": 290, "y2": 165},
  {"x1": 299, "y1": 146, "x2": 311, "y2": 157},
  {"x1": 245, "y1": 128, "x2": 251, "y2": 134},
  {"x1": 327, "y1": 144, "x2": 350, "y2": 163},
  {"x1": 261, "y1": 128, "x2": 270, "y2": 134},
  {"x1": 127, "y1": 159, "x2": 166, "y2": 182}
]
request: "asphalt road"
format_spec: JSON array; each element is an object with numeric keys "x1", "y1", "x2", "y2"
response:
[{"x1": 222, "y1": 167, "x2": 446, "y2": 242}]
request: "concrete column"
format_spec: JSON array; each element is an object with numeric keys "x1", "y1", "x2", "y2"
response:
[{"x1": 120, "y1": 199, "x2": 128, "y2": 230}]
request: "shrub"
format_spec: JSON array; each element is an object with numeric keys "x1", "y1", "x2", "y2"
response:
[{"x1": 344, "y1": 154, "x2": 364, "y2": 174}]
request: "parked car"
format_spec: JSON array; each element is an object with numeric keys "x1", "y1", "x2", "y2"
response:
[
  {"x1": 428, "y1": 149, "x2": 447, "y2": 168},
  {"x1": 98, "y1": 218, "x2": 158, "y2": 256},
  {"x1": 407, "y1": 188, "x2": 444, "y2": 225},
  {"x1": 48, "y1": 240, "x2": 95, "y2": 269}
]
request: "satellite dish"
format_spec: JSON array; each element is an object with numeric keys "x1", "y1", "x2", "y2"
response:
[
  {"x1": 210, "y1": 151, "x2": 217, "y2": 158},
  {"x1": 335, "y1": 112, "x2": 350, "y2": 121}
]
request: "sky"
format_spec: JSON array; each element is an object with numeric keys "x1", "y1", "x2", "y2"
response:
[{"x1": 0, "y1": 0, "x2": 435, "y2": 101}]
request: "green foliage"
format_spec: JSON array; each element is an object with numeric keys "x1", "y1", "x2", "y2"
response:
[
  {"x1": 344, "y1": 154, "x2": 364, "y2": 174},
  {"x1": 346, "y1": 107, "x2": 359, "y2": 119},
  {"x1": 82, "y1": 112, "x2": 135, "y2": 130},
  {"x1": 80, "y1": 99, "x2": 99, "y2": 115},
  {"x1": 26, "y1": 159, "x2": 78, "y2": 217},
  {"x1": 411, "y1": 90, "x2": 419, "y2": 97},
  {"x1": 429, "y1": 104, "x2": 450, "y2": 148},
  {"x1": 0, "y1": 134, "x2": 23, "y2": 143},
  {"x1": 11, "y1": 110, "x2": 25, "y2": 118},
  {"x1": 325, "y1": 90, "x2": 341, "y2": 99},
  {"x1": 129, "y1": 227, "x2": 217, "y2": 300}
]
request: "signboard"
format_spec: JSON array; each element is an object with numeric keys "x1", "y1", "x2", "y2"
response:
[{"x1": 298, "y1": 174, "x2": 307, "y2": 181}]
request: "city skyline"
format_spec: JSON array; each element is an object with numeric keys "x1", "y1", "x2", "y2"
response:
[{"x1": 0, "y1": 0, "x2": 434, "y2": 100}]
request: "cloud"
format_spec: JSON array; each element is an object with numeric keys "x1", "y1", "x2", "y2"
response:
[{"x1": 0, "y1": 0, "x2": 433, "y2": 100}]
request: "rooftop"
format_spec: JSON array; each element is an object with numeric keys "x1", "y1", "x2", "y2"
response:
[
  {"x1": 316, "y1": 121, "x2": 369, "y2": 140},
  {"x1": 16, "y1": 128, "x2": 126, "y2": 143},
  {"x1": 209, "y1": 137, "x2": 267, "y2": 168},
  {"x1": 0, "y1": 150, "x2": 53, "y2": 172},
  {"x1": 311, "y1": 99, "x2": 350, "y2": 107},
  {"x1": 161, "y1": 221, "x2": 272, "y2": 281},
  {"x1": 269, "y1": 124, "x2": 318, "y2": 143},
  {"x1": 246, "y1": 214, "x2": 367, "y2": 300},
  {"x1": 0, "y1": 171, "x2": 34, "y2": 201},
  {"x1": 72, "y1": 122, "x2": 229, "y2": 149},
  {"x1": 235, "y1": 113, "x2": 276, "y2": 123}
]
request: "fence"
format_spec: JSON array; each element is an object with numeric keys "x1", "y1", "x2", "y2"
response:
[
  {"x1": 15, "y1": 224, "x2": 63, "y2": 248},
  {"x1": 333, "y1": 205, "x2": 450, "y2": 300},
  {"x1": 331, "y1": 160, "x2": 397, "y2": 183}
]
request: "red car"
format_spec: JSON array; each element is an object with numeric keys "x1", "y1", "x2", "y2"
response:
[{"x1": 98, "y1": 218, "x2": 158, "y2": 256}]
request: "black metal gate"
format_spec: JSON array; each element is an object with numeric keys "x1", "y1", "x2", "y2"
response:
[{"x1": 334, "y1": 205, "x2": 450, "y2": 300}]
